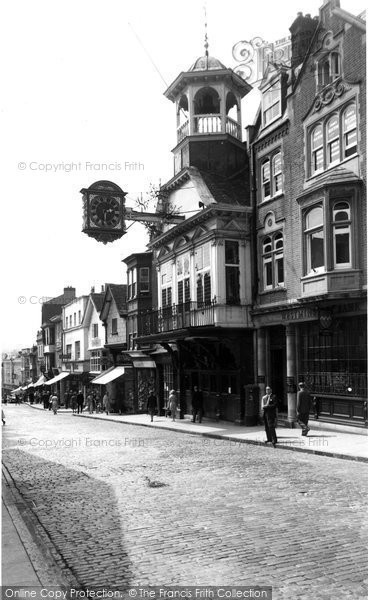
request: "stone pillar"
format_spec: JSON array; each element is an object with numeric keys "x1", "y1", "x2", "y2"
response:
[
  {"x1": 257, "y1": 328, "x2": 266, "y2": 415},
  {"x1": 285, "y1": 324, "x2": 297, "y2": 424}
]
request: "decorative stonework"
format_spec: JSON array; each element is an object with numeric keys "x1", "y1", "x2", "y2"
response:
[{"x1": 313, "y1": 79, "x2": 350, "y2": 112}]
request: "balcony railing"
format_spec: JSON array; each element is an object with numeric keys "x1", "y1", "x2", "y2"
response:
[
  {"x1": 139, "y1": 301, "x2": 214, "y2": 335},
  {"x1": 138, "y1": 300, "x2": 251, "y2": 335}
]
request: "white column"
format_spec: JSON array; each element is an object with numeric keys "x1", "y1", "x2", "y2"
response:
[{"x1": 286, "y1": 324, "x2": 297, "y2": 424}]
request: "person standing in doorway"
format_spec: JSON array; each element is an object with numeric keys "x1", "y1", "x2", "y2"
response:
[
  {"x1": 262, "y1": 386, "x2": 278, "y2": 447},
  {"x1": 192, "y1": 386, "x2": 204, "y2": 423},
  {"x1": 297, "y1": 382, "x2": 312, "y2": 436},
  {"x1": 77, "y1": 390, "x2": 84, "y2": 414}
]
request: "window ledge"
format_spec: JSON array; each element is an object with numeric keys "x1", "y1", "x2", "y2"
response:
[
  {"x1": 259, "y1": 286, "x2": 287, "y2": 296},
  {"x1": 306, "y1": 154, "x2": 359, "y2": 184},
  {"x1": 259, "y1": 193, "x2": 285, "y2": 206}
]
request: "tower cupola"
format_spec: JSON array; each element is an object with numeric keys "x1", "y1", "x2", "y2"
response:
[{"x1": 164, "y1": 54, "x2": 252, "y2": 176}]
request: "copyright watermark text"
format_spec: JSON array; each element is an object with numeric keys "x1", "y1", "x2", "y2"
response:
[{"x1": 17, "y1": 161, "x2": 144, "y2": 173}]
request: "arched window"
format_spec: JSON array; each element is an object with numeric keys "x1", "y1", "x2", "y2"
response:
[
  {"x1": 311, "y1": 125, "x2": 323, "y2": 174},
  {"x1": 194, "y1": 87, "x2": 221, "y2": 134},
  {"x1": 272, "y1": 152, "x2": 283, "y2": 194},
  {"x1": 262, "y1": 160, "x2": 271, "y2": 200},
  {"x1": 262, "y1": 233, "x2": 284, "y2": 290},
  {"x1": 304, "y1": 206, "x2": 324, "y2": 274},
  {"x1": 326, "y1": 115, "x2": 339, "y2": 166},
  {"x1": 194, "y1": 87, "x2": 220, "y2": 114},
  {"x1": 333, "y1": 201, "x2": 351, "y2": 268},
  {"x1": 343, "y1": 104, "x2": 357, "y2": 158}
]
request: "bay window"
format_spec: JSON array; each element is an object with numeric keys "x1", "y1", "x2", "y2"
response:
[{"x1": 308, "y1": 102, "x2": 357, "y2": 177}]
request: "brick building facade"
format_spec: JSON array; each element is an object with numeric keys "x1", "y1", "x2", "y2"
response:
[{"x1": 250, "y1": 0, "x2": 366, "y2": 426}]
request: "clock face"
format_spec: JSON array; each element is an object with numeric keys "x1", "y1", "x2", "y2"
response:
[{"x1": 90, "y1": 195, "x2": 120, "y2": 228}]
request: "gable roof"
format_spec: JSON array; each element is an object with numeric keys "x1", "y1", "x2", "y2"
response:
[
  {"x1": 109, "y1": 284, "x2": 128, "y2": 315},
  {"x1": 91, "y1": 293, "x2": 105, "y2": 313},
  {"x1": 163, "y1": 166, "x2": 249, "y2": 207}
]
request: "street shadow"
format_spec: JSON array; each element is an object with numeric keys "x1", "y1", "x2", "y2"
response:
[{"x1": 2, "y1": 447, "x2": 133, "y2": 590}]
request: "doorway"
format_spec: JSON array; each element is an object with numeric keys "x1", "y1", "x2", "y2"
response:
[{"x1": 269, "y1": 326, "x2": 286, "y2": 411}]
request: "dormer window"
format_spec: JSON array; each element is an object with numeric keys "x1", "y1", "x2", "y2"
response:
[
  {"x1": 262, "y1": 82, "x2": 281, "y2": 126},
  {"x1": 317, "y1": 51, "x2": 341, "y2": 87}
]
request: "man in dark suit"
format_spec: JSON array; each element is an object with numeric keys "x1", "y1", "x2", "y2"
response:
[
  {"x1": 262, "y1": 386, "x2": 278, "y2": 447},
  {"x1": 297, "y1": 382, "x2": 312, "y2": 436}
]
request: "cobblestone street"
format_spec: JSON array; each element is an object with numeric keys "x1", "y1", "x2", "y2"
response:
[{"x1": 2, "y1": 405, "x2": 368, "y2": 599}]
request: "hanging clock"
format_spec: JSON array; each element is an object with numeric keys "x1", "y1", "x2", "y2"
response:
[{"x1": 81, "y1": 180, "x2": 127, "y2": 244}]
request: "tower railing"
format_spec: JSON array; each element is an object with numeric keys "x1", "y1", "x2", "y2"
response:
[
  {"x1": 177, "y1": 114, "x2": 241, "y2": 140},
  {"x1": 226, "y1": 116, "x2": 241, "y2": 140},
  {"x1": 194, "y1": 114, "x2": 222, "y2": 134},
  {"x1": 177, "y1": 120, "x2": 189, "y2": 142}
]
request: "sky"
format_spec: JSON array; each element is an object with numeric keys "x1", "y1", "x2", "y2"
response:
[{"x1": 1, "y1": 0, "x2": 365, "y2": 353}]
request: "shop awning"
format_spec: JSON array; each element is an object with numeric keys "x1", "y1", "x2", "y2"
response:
[
  {"x1": 11, "y1": 387, "x2": 22, "y2": 394},
  {"x1": 34, "y1": 375, "x2": 46, "y2": 387},
  {"x1": 91, "y1": 367, "x2": 125, "y2": 385},
  {"x1": 132, "y1": 359, "x2": 156, "y2": 369},
  {"x1": 45, "y1": 372, "x2": 70, "y2": 386}
]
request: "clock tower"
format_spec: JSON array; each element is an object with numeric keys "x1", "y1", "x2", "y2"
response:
[{"x1": 164, "y1": 52, "x2": 252, "y2": 177}]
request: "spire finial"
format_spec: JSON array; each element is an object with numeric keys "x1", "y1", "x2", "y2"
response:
[{"x1": 204, "y1": 3, "x2": 209, "y2": 68}]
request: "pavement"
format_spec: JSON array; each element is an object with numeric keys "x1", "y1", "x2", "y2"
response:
[
  {"x1": 2, "y1": 404, "x2": 368, "y2": 598},
  {"x1": 19, "y1": 402, "x2": 368, "y2": 462}
]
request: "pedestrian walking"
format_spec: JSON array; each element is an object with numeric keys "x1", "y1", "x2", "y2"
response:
[
  {"x1": 297, "y1": 382, "x2": 312, "y2": 436},
  {"x1": 51, "y1": 393, "x2": 58, "y2": 415},
  {"x1": 86, "y1": 392, "x2": 94, "y2": 414},
  {"x1": 168, "y1": 390, "x2": 178, "y2": 422},
  {"x1": 262, "y1": 386, "x2": 278, "y2": 447},
  {"x1": 77, "y1": 390, "x2": 84, "y2": 414},
  {"x1": 147, "y1": 390, "x2": 157, "y2": 422},
  {"x1": 103, "y1": 391, "x2": 111, "y2": 415},
  {"x1": 192, "y1": 385, "x2": 204, "y2": 423},
  {"x1": 71, "y1": 392, "x2": 77, "y2": 413},
  {"x1": 42, "y1": 390, "x2": 50, "y2": 410}
]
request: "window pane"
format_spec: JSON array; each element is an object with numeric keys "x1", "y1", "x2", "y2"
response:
[
  {"x1": 313, "y1": 148, "x2": 323, "y2": 171},
  {"x1": 327, "y1": 116, "x2": 339, "y2": 140},
  {"x1": 184, "y1": 278, "x2": 190, "y2": 303},
  {"x1": 310, "y1": 231, "x2": 324, "y2": 269},
  {"x1": 197, "y1": 274, "x2": 203, "y2": 304},
  {"x1": 177, "y1": 281, "x2": 183, "y2": 305},
  {"x1": 276, "y1": 256, "x2": 284, "y2": 284},
  {"x1": 335, "y1": 228, "x2": 350, "y2": 264},
  {"x1": 204, "y1": 272, "x2": 211, "y2": 304},
  {"x1": 344, "y1": 105, "x2": 356, "y2": 131},
  {"x1": 328, "y1": 139, "x2": 340, "y2": 164},
  {"x1": 226, "y1": 267, "x2": 240, "y2": 304},
  {"x1": 312, "y1": 126, "x2": 323, "y2": 149},
  {"x1": 225, "y1": 241, "x2": 239, "y2": 264},
  {"x1": 264, "y1": 260, "x2": 272, "y2": 287},
  {"x1": 306, "y1": 207, "x2": 323, "y2": 230},
  {"x1": 262, "y1": 161, "x2": 270, "y2": 181}
]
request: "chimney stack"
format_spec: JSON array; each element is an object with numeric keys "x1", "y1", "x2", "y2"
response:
[{"x1": 289, "y1": 12, "x2": 318, "y2": 69}]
